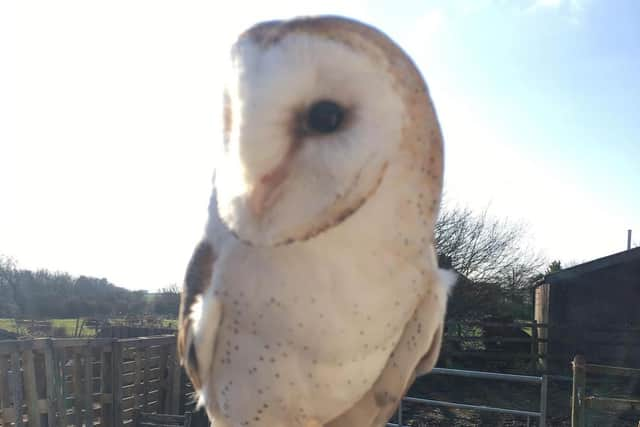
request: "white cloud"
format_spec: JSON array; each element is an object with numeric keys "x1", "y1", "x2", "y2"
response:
[
  {"x1": 527, "y1": 0, "x2": 588, "y2": 13},
  {"x1": 524, "y1": 0, "x2": 590, "y2": 25},
  {"x1": 535, "y1": 0, "x2": 564, "y2": 7},
  {"x1": 457, "y1": 0, "x2": 496, "y2": 14}
]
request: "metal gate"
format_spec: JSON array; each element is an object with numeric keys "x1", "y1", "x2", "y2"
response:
[
  {"x1": 571, "y1": 355, "x2": 640, "y2": 427},
  {"x1": 387, "y1": 367, "x2": 548, "y2": 427}
]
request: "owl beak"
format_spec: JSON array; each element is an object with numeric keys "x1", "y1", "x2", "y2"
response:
[{"x1": 248, "y1": 164, "x2": 288, "y2": 217}]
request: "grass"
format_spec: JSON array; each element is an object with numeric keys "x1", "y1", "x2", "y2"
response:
[
  {"x1": 0, "y1": 318, "x2": 15, "y2": 332},
  {"x1": 0, "y1": 317, "x2": 178, "y2": 337},
  {"x1": 0, "y1": 318, "x2": 94, "y2": 336},
  {"x1": 53, "y1": 318, "x2": 92, "y2": 336},
  {"x1": 162, "y1": 318, "x2": 178, "y2": 329}
]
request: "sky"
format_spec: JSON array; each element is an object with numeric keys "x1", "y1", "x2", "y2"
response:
[{"x1": 1, "y1": 0, "x2": 638, "y2": 291}]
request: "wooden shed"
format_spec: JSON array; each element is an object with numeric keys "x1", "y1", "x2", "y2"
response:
[{"x1": 534, "y1": 246, "x2": 640, "y2": 372}]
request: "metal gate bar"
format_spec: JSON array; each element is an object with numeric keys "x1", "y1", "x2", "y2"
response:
[{"x1": 388, "y1": 367, "x2": 548, "y2": 427}]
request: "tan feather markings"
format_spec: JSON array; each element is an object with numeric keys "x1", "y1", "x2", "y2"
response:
[{"x1": 178, "y1": 240, "x2": 216, "y2": 390}]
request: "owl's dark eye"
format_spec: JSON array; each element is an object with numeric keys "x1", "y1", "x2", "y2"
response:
[{"x1": 306, "y1": 100, "x2": 345, "y2": 134}]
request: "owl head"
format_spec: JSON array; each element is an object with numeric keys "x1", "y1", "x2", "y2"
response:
[{"x1": 212, "y1": 16, "x2": 443, "y2": 246}]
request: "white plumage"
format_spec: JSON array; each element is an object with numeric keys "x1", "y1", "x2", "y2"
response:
[{"x1": 179, "y1": 15, "x2": 454, "y2": 427}]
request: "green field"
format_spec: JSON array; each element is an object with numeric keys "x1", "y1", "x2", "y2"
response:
[
  {"x1": 0, "y1": 318, "x2": 94, "y2": 336},
  {"x1": 0, "y1": 318, "x2": 15, "y2": 331},
  {"x1": 0, "y1": 317, "x2": 178, "y2": 337}
]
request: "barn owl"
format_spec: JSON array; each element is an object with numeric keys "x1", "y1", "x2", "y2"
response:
[{"x1": 178, "y1": 15, "x2": 454, "y2": 427}]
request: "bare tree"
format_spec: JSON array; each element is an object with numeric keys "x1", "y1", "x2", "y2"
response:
[
  {"x1": 434, "y1": 202, "x2": 546, "y2": 321},
  {"x1": 152, "y1": 284, "x2": 180, "y2": 316},
  {"x1": 159, "y1": 284, "x2": 180, "y2": 294},
  {"x1": 434, "y1": 202, "x2": 545, "y2": 289},
  {"x1": 545, "y1": 260, "x2": 562, "y2": 275},
  {"x1": 0, "y1": 255, "x2": 20, "y2": 317}
]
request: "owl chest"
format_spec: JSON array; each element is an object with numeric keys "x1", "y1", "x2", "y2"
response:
[
  {"x1": 213, "y1": 239, "x2": 429, "y2": 350},
  {"x1": 206, "y1": 239, "x2": 434, "y2": 425}
]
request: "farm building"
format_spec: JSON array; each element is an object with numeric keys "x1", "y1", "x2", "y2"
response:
[{"x1": 535, "y1": 246, "x2": 640, "y2": 372}]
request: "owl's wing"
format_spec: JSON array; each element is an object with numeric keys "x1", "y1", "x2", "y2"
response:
[
  {"x1": 326, "y1": 267, "x2": 455, "y2": 427},
  {"x1": 177, "y1": 240, "x2": 218, "y2": 391}
]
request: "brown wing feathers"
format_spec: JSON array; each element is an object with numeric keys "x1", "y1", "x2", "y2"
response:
[{"x1": 178, "y1": 240, "x2": 216, "y2": 390}]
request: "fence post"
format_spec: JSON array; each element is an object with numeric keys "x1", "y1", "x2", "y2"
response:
[
  {"x1": 101, "y1": 347, "x2": 114, "y2": 427},
  {"x1": 143, "y1": 346, "x2": 153, "y2": 412},
  {"x1": 22, "y1": 346, "x2": 42, "y2": 427},
  {"x1": 44, "y1": 340, "x2": 66, "y2": 427},
  {"x1": 571, "y1": 355, "x2": 586, "y2": 427},
  {"x1": 112, "y1": 340, "x2": 124, "y2": 427},
  {"x1": 539, "y1": 375, "x2": 548, "y2": 427},
  {"x1": 530, "y1": 320, "x2": 539, "y2": 373},
  {"x1": 72, "y1": 352, "x2": 83, "y2": 426},
  {"x1": 10, "y1": 351, "x2": 24, "y2": 427},
  {"x1": 0, "y1": 354, "x2": 8, "y2": 417},
  {"x1": 134, "y1": 348, "x2": 144, "y2": 411},
  {"x1": 84, "y1": 347, "x2": 94, "y2": 427},
  {"x1": 539, "y1": 321, "x2": 548, "y2": 373},
  {"x1": 160, "y1": 345, "x2": 170, "y2": 412},
  {"x1": 169, "y1": 346, "x2": 182, "y2": 414}
]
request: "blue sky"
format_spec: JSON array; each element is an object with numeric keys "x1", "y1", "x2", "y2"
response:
[{"x1": 1, "y1": 0, "x2": 638, "y2": 290}]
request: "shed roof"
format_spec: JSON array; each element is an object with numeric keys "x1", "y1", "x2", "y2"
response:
[{"x1": 543, "y1": 246, "x2": 640, "y2": 286}]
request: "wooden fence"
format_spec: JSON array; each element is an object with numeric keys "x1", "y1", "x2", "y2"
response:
[
  {"x1": 442, "y1": 320, "x2": 640, "y2": 375},
  {"x1": 441, "y1": 320, "x2": 546, "y2": 373},
  {"x1": 0, "y1": 335, "x2": 183, "y2": 427},
  {"x1": 571, "y1": 355, "x2": 640, "y2": 427}
]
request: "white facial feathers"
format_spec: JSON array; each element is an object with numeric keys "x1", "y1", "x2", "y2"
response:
[{"x1": 215, "y1": 30, "x2": 405, "y2": 246}]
